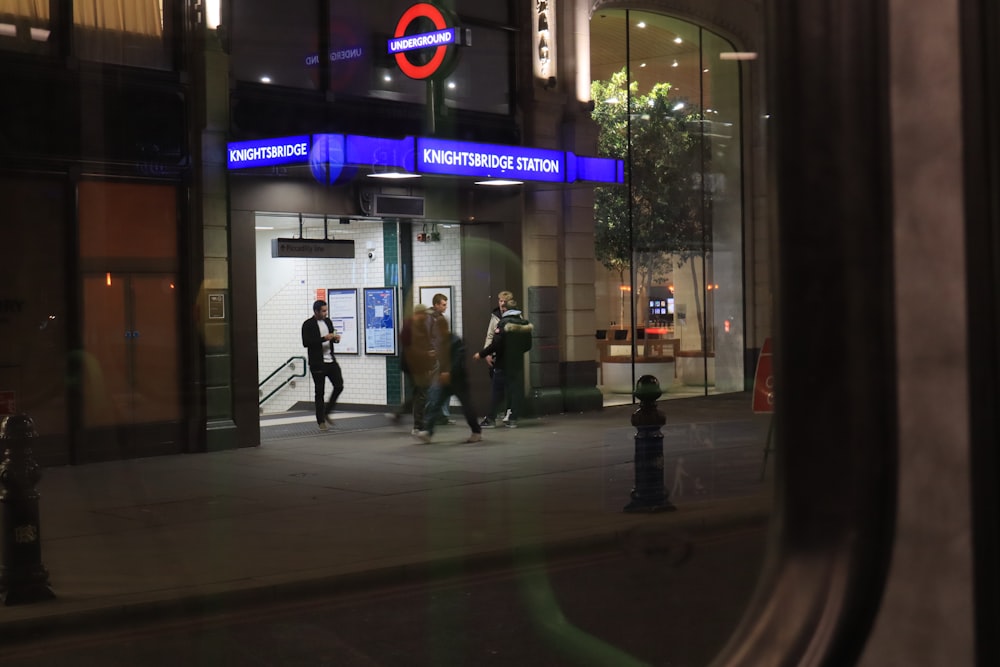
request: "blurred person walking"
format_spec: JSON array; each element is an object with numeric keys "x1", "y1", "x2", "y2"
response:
[
  {"x1": 417, "y1": 332, "x2": 483, "y2": 444},
  {"x1": 302, "y1": 300, "x2": 343, "y2": 431}
]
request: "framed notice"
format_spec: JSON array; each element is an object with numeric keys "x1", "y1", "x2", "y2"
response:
[
  {"x1": 326, "y1": 288, "x2": 360, "y2": 355},
  {"x1": 208, "y1": 293, "x2": 226, "y2": 320},
  {"x1": 418, "y1": 286, "x2": 452, "y2": 321},
  {"x1": 363, "y1": 287, "x2": 397, "y2": 355}
]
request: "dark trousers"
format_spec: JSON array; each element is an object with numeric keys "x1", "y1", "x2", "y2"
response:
[
  {"x1": 424, "y1": 382, "x2": 481, "y2": 436},
  {"x1": 490, "y1": 368, "x2": 524, "y2": 421},
  {"x1": 311, "y1": 361, "x2": 344, "y2": 424}
]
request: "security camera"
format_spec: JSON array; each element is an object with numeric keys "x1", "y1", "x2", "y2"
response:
[{"x1": 367, "y1": 251, "x2": 374, "y2": 259}]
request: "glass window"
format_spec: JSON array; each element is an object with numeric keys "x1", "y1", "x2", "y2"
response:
[
  {"x1": 0, "y1": 176, "x2": 68, "y2": 444},
  {"x1": 73, "y1": 0, "x2": 171, "y2": 69},
  {"x1": 232, "y1": 0, "x2": 320, "y2": 89},
  {"x1": 590, "y1": 10, "x2": 744, "y2": 398},
  {"x1": 0, "y1": 0, "x2": 53, "y2": 55}
]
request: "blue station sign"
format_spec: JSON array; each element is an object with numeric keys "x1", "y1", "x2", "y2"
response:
[{"x1": 227, "y1": 134, "x2": 624, "y2": 185}]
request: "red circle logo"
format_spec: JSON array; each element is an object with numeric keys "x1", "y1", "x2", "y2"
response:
[{"x1": 393, "y1": 3, "x2": 453, "y2": 80}]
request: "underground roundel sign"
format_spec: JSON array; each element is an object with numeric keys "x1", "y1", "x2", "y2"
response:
[{"x1": 388, "y1": 2, "x2": 462, "y2": 80}]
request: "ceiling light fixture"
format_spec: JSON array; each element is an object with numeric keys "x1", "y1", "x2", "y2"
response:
[
  {"x1": 367, "y1": 171, "x2": 421, "y2": 180},
  {"x1": 474, "y1": 179, "x2": 523, "y2": 186}
]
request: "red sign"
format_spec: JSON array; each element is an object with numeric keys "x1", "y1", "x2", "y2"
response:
[
  {"x1": 391, "y1": 3, "x2": 459, "y2": 80},
  {"x1": 752, "y1": 337, "x2": 774, "y2": 413},
  {"x1": 0, "y1": 390, "x2": 16, "y2": 415}
]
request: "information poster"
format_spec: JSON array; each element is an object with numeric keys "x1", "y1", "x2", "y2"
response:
[
  {"x1": 326, "y1": 288, "x2": 359, "y2": 355},
  {"x1": 363, "y1": 287, "x2": 397, "y2": 355}
]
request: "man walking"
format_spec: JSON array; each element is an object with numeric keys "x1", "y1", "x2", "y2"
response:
[
  {"x1": 302, "y1": 300, "x2": 344, "y2": 431},
  {"x1": 417, "y1": 333, "x2": 483, "y2": 444},
  {"x1": 474, "y1": 297, "x2": 533, "y2": 428}
]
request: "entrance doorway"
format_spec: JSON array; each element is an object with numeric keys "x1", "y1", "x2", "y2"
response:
[{"x1": 79, "y1": 271, "x2": 182, "y2": 459}]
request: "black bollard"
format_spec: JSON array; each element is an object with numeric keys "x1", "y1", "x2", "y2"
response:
[
  {"x1": 0, "y1": 414, "x2": 55, "y2": 605},
  {"x1": 623, "y1": 375, "x2": 676, "y2": 513}
]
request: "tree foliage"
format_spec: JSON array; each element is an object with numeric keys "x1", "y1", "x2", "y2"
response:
[{"x1": 591, "y1": 68, "x2": 709, "y2": 300}]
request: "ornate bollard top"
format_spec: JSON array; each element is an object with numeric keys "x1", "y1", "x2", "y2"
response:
[
  {"x1": 633, "y1": 374, "x2": 662, "y2": 404},
  {"x1": 0, "y1": 414, "x2": 39, "y2": 440}
]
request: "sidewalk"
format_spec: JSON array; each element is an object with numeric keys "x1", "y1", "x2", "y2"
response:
[{"x1": 0, "y1": 393, "x2": 773, "y2": 640}]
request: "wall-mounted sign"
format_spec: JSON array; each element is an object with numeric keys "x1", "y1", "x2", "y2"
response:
[
  {"x1": 271, "y1": 238, "x2": 355, "y2": 259},
  {"x1": 390, "y1": 2, "x2": 465, "y2": 80},
  {"x1": 228, "y1": 134, "x2": 624, "y2": 184},
  {"x1": 208, "y1": 293, "x2": 226, "y2": 320},
  {"x1": 227, "y1": 135, "x2": 310, "y2": 169},
  {"x1": 416, "y1": 137, "x2": 565, "y2": 182}
]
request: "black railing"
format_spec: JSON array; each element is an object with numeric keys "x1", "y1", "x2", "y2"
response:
[{"x1": 258, "y1": 356, "x2": 306, "y2": 406}]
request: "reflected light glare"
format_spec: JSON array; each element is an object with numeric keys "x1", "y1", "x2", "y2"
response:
[
  {"x1": 205, "y1": 0, "x2": 221, "y2": 28},
  {"x1": 106, "y1": 272, "x2": 112, "y2": 286},
  {"x1": 672, "y1": 60, "x2": 679, "y2": 67},
  {"x1": 636, "y1": 21, "x2": 646, "y2": 28},
  {"x1": 674, "y1": 36, "x2": 682, "y2": 44},
  {"x1": 260, "y1": 76, "x2": 272, "y2": 84},
  {"x1": 719, "y1": 52, "x2": 758, "y2": 60}
]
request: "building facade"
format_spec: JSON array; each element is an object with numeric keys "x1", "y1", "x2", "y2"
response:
[{"x1": 0, "y1": 0, "x2": 768, "y2": 464}]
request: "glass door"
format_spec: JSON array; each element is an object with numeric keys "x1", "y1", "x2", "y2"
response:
[{"x1": 80, "y1": 271, "x2": 180, "y2": 459}]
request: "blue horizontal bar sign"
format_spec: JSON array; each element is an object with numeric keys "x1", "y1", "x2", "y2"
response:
[
  {"x1": 416, "y1": 137, "x2": 565, "y2": 182},
  {"x1": 228, "y1": 136, "x2": 311, "y2": 169},
  {"x1": 388, "y1": 28, "x2": 457, "y2": 54},
  {"x1": 226, "y1": 133, "x2": 623, "y2": 184}
]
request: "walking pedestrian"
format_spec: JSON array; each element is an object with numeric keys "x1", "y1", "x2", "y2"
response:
[
  {"x1": 417, "y1": 333, "x2": 484, "y2": 443},
  {"x1": 474, "y1": 297, "x2": 533, "y2": 429},
  {"x1": 301, "y1": 300, "x2": 344, "y2": 431},
  {"x1": 394, "y1": 303, "x2": 434, "y2": 435}
]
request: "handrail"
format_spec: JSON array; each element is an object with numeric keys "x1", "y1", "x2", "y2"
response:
[{"x1": 258, "y1": 356, "x2": 306, "y2": 406}]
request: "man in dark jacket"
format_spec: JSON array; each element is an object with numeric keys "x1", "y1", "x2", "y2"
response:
[
  {"x1": 301, "y1": 300, "x2": 343, "y2": 431},
  {"x1": 417, "y1": 333, "x2": 483, "y2": 443},
  {"x1": 474, "y1": 297, "x2": 533, "y2": 429},
  {"x1": 389, "y1": 303, "x2": 433, "y2": 434}
]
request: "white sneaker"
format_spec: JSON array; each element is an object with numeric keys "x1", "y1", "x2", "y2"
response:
[
  {"x1": 501, "y1": 409, "x2": 512, "y2": 424},
  {"x1": 416, "y1": 430, "x2": 432, "y2": 443},
  {"x1": 411, "y1": 428, "x2": 422, "y2": 436}
]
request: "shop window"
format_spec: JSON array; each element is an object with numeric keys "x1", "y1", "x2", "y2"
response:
[
  {"x1": 590, "y1": 10, "x2": 744, "y2": 398},
  {"x1": 0, "y1": 0, "x2": 52, "y2": 54},
  {"x1": 73, "y1": 0, "x2": 171, "y2": 69}
]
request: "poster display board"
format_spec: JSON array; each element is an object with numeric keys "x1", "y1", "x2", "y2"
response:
[
  {"x1": 326, "y1": 288, "x2": 360, "y2": 355},
  {"x1": 363, "y1": 287, "x2": 397, "y2": 355}
]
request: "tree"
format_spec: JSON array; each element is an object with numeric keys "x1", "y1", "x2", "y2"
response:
[{"x1": 591, "y1": 68, "x2": 710, "y2": 335}]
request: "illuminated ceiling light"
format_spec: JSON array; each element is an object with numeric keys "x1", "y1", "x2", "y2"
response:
[
  {"x1": 671, "y1": 60, "x2": 679, "y2": 67},
  {"x1": 639, "y1": 62, "x2": 647, "y2": 68},
  {"x1": 719, "y1": 51, "x2": 758, "y2": 60},
  {"x1": 474, "y1": 179, "x2": 523, "y2": 186},
  {"x1": 674, "y1": 36, "x2": 682, "y2": 44},
  {"x1": 367, "y1": 171, "x2": 421, "y2": 180},
  {"x1": 255, "y1": 226, "x2": 275, "y2": 230},
  {"x1": 260, "y1": 75, "x2": 272, "y2": 84},
  {"x1": 636, "y1": 21, "x2": 646, "y2": 28},
  {"x1": 703, "y1": 68, "x2": 710, "y2": 73},
  {"x1": 447, "y1": 81, "x2": 456, "y2": 89},
  {"x1": 383, "y1": 74, "x2": 392, "y2": 82}
]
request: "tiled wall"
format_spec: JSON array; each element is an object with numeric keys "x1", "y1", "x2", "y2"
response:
[{"x1": 256, "y1": 220, "x2": 463, "y2": 414}]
